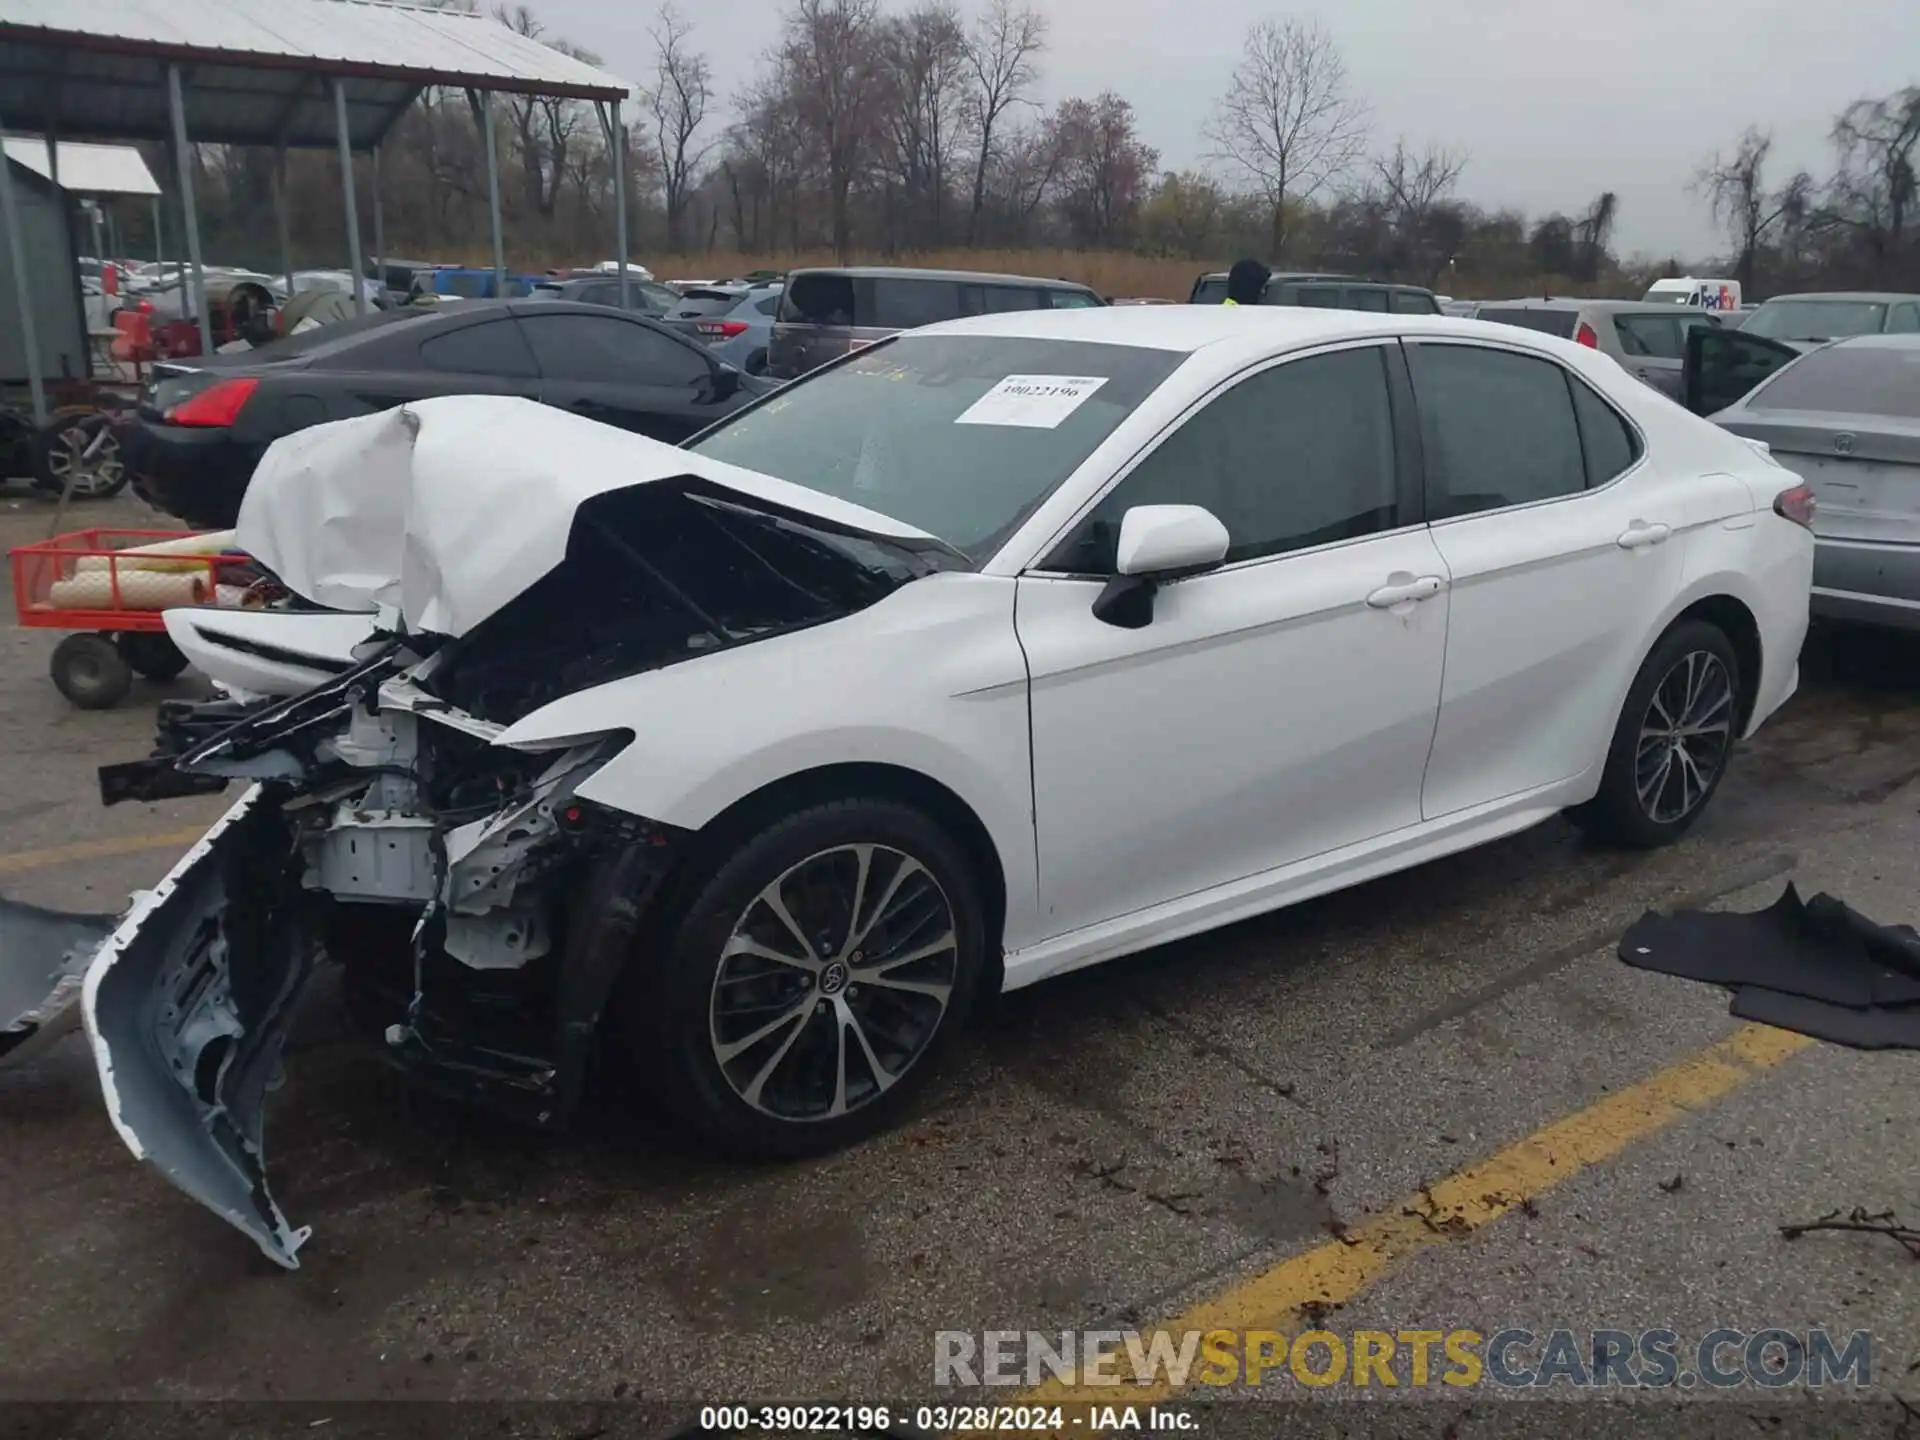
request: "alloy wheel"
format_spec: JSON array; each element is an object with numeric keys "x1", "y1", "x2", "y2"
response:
[
  {"x1": 1635, "y1": 650, "x2": 1735, "y2": 825},
  {"x1": 709, "y1": 843, "x2": 959, "y2": 1122},
  {"x1": 46, "y1": 416, "x2": 124, "y2": 497}
]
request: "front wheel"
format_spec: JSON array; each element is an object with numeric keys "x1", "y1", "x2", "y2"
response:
[
  {"x1": 630, "y1": 797, "x2": 987, "y2": 1158},
  {"x1": 33, "y1": 408, "x2": 129, "y2": 498},
  {"x1": 1570, "y1": 619, "x2": 1742, "y2": 848}
]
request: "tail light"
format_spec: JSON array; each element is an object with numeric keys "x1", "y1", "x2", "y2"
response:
[
  {"x1": 165, "y1": 377, "x2": 260, "y2": 428},
  {"x1": 1574, "y1": 321, "x2": 1599, "y2": 348},
  {"x1": 696, "y1": 320, "x2": 750, "y2": 339},
  {"x1": 1773, "y1": 485, "x2": 1816, "y2": 529}
]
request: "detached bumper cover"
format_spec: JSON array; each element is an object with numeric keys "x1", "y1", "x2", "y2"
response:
[
  {"x1": 81, "y1": 785, "x2": 317, "y2": 1269},
  {"x1": 0, "y1": 899, "x2": 117, "y2": 1068}
]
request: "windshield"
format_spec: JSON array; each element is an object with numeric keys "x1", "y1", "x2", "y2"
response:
[
  {"x1": 1744, "y1": 300, "x2": 1887, "y2": 343},
  {"x1": 689, "y1": 334, "x2": 1185, "y2": 559}
]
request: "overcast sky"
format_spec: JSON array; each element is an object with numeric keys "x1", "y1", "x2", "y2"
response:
[{"x1": 530, "y1": 0, "x2": 1920, "y2": 259}]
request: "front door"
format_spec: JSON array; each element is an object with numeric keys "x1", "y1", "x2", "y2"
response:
[
  {"x1": 1404, "y1": 339, "x2": 1688, "y2": 818},
  {"x1": 1016, "y1": 343, "x2": 1450, "y2": 941},
  {"x1": 517, "y1": 311, "x2": 725, "y2": 442}
]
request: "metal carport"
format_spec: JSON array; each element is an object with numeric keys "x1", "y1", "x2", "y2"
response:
[{"x1": 0, "y1": 0, "x2": 635, "y2": 424}]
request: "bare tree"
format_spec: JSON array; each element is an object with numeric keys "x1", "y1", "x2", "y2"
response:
[
  {"x1": 781, "y1": 0, "x2": 890, "y2": 256},
  {"x1": 644, "y1": 4, "x2": 716, "y2": 252},
  {"x1": 1052, "y1": 92, "x2": 1158, "y2": 248},
  {"x1": 1693, "y1": 128, "x2": 1812, "y2": 292},
  {"x1": 879, "y1": 2, "x2": 969, "y2": 246},
  {"x1": 961, "y1": 0, "x2": 1047, "y2": 244},
  {"x1": 1373, "y1": 139, "x2": 1466, "y2": 283},
  {"x1": 1828, "y1": 88, "x2": 1920, "y2": 257},
  {"x1": 1207, "y1": 16, "x2": 1369, "y2": 259}
]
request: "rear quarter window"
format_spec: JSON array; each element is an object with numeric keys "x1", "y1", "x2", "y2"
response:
[
  {"x1": 781, "y1": 273, "x2": 857, "y2": 325},
  {"x1": 1390, "y1": 290, "x2": 1440, "y2": 315}
]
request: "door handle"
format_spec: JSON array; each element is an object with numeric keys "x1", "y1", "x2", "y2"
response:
[
  {"x1": 1617, "y1": 521, "x2": 1671, "y2": 550},
  {"x1": 1366, "y1": 574, "x2": 1445, "y2": 608}
]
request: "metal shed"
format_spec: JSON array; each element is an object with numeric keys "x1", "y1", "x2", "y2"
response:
[
  {"x1": 0, "y1": 148, "x2": 81, "y2": 388},
  {"x1": 0, "y1": 0, "x2": 637, "y2": 421}
]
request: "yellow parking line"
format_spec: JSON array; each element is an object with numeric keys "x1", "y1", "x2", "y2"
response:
[
  {"x1": 0, "y1": 827, "x2": 205, "y2": 878},
  {"x1": 1017, "y1": 1023, "x2": 1814, "y2": 1421}
]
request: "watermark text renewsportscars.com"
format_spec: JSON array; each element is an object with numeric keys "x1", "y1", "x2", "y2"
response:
[{"x1": 934, "y1": 1328, "x2": 1875, "y2": 1390}]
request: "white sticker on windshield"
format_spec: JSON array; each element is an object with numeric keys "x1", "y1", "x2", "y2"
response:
[{"x1": 954, "y1": 375, "x2": 1109, "y2": 429}]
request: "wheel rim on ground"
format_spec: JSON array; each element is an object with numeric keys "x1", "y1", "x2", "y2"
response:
[
  {"x1": 1636, "y1": 650, "x2": 1735, "y2": 824},
  {"x1": 65, "y1": 646, "x2": 110, "y2": 695},
  {"x1": 46, "y1": 417, "x2": 123, "y2": 497},
  {"x1": 709, "y1": 843, "x2": 959, "y2": 1122}
]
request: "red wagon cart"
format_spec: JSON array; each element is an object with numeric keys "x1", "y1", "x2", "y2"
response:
[{"x1": 10, "y1": 528, "x2": 271, "y2": 709}]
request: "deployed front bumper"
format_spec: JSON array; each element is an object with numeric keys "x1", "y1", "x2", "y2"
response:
[{"x1": 81, "y1": 785, "x2": 318, "y2": 1269}]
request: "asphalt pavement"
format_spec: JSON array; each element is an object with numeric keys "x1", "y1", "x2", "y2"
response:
[{"x1": 2, "y1": 483, "x2": 1919, "y2": 1437}]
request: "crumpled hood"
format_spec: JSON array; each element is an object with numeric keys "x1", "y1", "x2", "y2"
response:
[{"x1": 236, "y1": 395, "x2": 941, "y2": 638}]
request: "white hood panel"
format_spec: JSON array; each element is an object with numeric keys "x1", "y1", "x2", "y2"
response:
[{"x1": 235, "y1": 395, "x2": 939, "y2": 638}]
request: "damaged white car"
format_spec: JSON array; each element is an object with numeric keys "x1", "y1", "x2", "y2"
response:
[{"x1": 40, "y1": 307, "x2": 1813, "y2": 1268}]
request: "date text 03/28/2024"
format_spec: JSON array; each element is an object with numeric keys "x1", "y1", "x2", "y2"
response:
[{"x1": 697, "y1": 1405, "x2": 1194, "y2": 1433}]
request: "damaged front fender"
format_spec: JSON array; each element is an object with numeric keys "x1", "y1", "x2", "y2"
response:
[{"x1": 81, "y1": 786, "x2": 318, "y2": 1269}]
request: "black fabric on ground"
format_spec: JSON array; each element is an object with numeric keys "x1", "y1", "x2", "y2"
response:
[
  {"x1": 1618, "y1": 883, "x2": 1920, "y2": 1008},
  {"x1": 1617, "y1": 883, "x2": 1920, "y2": 1050},
  {"x1": 1729, "y1": 984, "x2": 1920, "y2": 1050}
]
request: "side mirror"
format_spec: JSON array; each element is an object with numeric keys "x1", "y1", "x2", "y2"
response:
[
  {"x1": 1093, "y1": 505, "x2": 1230, "y2": 630},
  {"x1": 708, "y1": 364, "x2": 742, "y2": 400}
]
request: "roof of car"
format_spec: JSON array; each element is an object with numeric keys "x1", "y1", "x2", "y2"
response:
[
  {"x1": 1477, "y1": 298, "x2": 1710, "y2": 315},
  {"x1": 1759, "y1": 291, "x2": 1920, "y2": 304},
  {"x1": 910, "y1": 303, "x2": 1550, "y2": 356},
  {"x1": 1195, "y1": 270, "x2": 1349, "y2": 282},
  {"x1": 785, "y1": 266, "x2": 1097, "y2": 290},
  {"x1": 1822, "y1": 332, "x2": 1920, "y2": 350}
]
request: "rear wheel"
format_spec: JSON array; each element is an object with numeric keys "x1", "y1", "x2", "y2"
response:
[
  {"x1": 745, "y1": 349, "x2": 769, "y2": 376},
  {"x1": 1570, "y1": 619, "x2": 1742, "y2": 848},
  {"x1": 50, "y1": 633, "x2": 134, "y2": 709},
  {"x1": 32, "y1": 408, "x2": 128, "y2": 498},
  {"x1": 630, "y1": 797, "x2": 987, "y2": 1158}
]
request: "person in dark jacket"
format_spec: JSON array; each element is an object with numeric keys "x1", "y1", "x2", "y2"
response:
[{"x1": 1223, "y1": 258, "x2": 1272, "y2": 305}]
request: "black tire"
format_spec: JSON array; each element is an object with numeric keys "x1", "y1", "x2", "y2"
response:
[
  {"x1": 32, "y1": 408, "x2": 129, "y2": 499},
  {"x1": 1569, "y1": 618, "x2": 1743, "y2": 849},
  {"x1": 50, "y1": 633, "x2": 134, "y2": 709},
  {"x1": 117, "y1": 631, "x2": 190, "y2": 681},
  {"x1": 628, "y1": 796, "x2": 988, "y2": 1159}
]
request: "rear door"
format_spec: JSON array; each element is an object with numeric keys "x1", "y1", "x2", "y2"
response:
[
  {"x1": 1405, "y1": 339, "x2": 1687, "y2": 818},
  {"x1": 1682, "y1": 328, "x2": 1802, "y2": 415},
  {"x1": 517, "y1": 310, "x2": 730, "y2": 442}
]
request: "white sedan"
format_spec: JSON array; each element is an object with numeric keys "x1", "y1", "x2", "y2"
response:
[{"x1": 66, "y1": 306, "x2": 1813, "y2": 1266}]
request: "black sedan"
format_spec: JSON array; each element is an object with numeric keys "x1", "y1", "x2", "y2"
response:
[{"x1": 123, "y1": 300, "x2": 775, "y2": 529}]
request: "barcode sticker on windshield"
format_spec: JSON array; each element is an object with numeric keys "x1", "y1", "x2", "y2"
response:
[{"x1": 955, "y1": 375, "x2": 1109, "y2": 429}]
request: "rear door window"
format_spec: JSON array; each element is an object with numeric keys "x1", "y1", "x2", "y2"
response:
[
  {"x1": 1390, "y1": 290, "x2": 1438, "y2": 315},
  {"x1": 418, "y1": 318, "x2": 538, "y2": 378},
  {"x1": 1048, "y1": 289, "x2": 1103, "y2": 309},
  {"x1": 1889, "y1": 302, "x2": 1920, "y2": 334},
  {"x1": 1343, "y1": 287, "x2": 1392, "y2": 312},
  {"x1": 1290, "y1": 286, "x2": 1343, "y2": 309},
  {"x1": 1409, "y1": 343, "x2": 1589, "y2": 518},
  {"x1": 862, "y1": 278, "x2": 965, "y2": 328},
  {"x1": 963, "y1": 284, "x2": 1043, "y2": 315}
]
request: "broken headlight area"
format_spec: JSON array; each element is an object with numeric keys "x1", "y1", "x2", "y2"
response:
[{"x1": 84, "y1": 647, "x2": 685, "y2": 1267}]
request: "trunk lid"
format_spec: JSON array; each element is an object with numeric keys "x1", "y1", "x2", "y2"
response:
[{"x1": 1718, "y1": 414, "x2": 1920, "y2": 545}]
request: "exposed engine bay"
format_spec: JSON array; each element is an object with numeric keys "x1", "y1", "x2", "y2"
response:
[{"x1": 73, "y1": 433, "x2": 953, "y2": 1270}]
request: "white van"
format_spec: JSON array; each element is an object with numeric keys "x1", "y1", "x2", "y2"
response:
[{"x1": 1644, "y1": 277, "x2": 1743, "y2": 311}]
